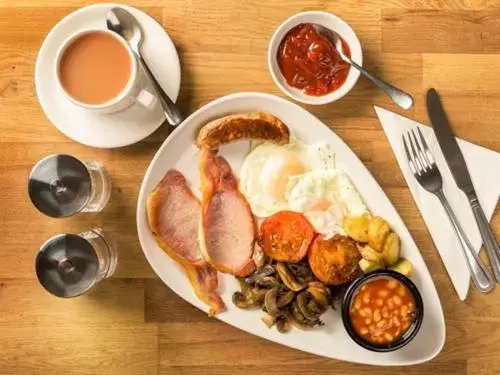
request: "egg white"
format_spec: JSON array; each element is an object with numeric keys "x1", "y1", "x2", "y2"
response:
[
  {"x1": 239, "y1": 135, "x2": 369, "y2": 237},
  {"x1": 239, "y1": 138, "x2": 335, "y2": 217},
  {"x1": 286, "y1": 169, "x2": 369, "y2": 237}
]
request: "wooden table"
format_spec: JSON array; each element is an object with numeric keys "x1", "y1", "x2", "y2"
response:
[{"x1": 1, "y1": 0, "x2": 500, "y2": 374}]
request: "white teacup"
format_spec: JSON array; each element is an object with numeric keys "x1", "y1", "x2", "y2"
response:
[{"x1": 55, "y1": 28, "x2": 156, "y2": 114}]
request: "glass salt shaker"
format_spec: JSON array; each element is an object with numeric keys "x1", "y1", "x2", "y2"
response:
[
  {"x1": 35, "y1": 228, "x2": 118, "y2": 298},
  {"x1": 28, "y1": 154, "x2": 111, "y2": 218}
]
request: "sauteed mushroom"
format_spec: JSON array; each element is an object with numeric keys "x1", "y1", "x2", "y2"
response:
[
  {"x1": 276, "y1": 314, "x2": 292, "y2": 333},
  {"x1": 232, "y1": 291, "x2": 261, "y2": 309},
  {"x1": 245, "y1": 265, "x2": 275, "y2": 284},
  {"x1": 290, "y1": 301, "x2": 310, "y2": 325},
  {"x1": 307, "y1": 298, "x2": 327, "y2": 315},
  {"x1": 276, "y1": 289, "x2": 295, "y2": 308},
  {"x1": 250, "y1": 287, "x2": 269, "y2": 302},
  {"x1": 233, "y1": 261, "x2": 332, "y2": 333},
  {"x1": 296, "y1": 291, "x2": 320, "y2": 322},
  {"x1": 288, "y1": 262, "x2": 314, "y2": 283},
  {"x1": 289, "y1": 312, "x2": 314, "y2": 330},
  {"x1": 261, "y1": 313, "x2": 276, "y2": 328},
  {"x1": 264, "y1": 286, "x2": 281, "y2": 316},
  {"x1": 307, "y1": 282, "x2": 332, "y2": 308},
  {"x1": 255, "y1": 276, "x2": 281, "y2": 289},
  {"x1": 276, "y1": 262, "x2": 307, "y2": 292},
  {"x1": 237, "y1": 277, "x2": 251, "y2": 293},
  {"x1": 233, "y1": 278, "x2": 267, "y2": 308}
]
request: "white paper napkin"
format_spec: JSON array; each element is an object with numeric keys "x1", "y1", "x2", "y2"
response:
[{"x1": 374, "y1": 106, "x2": 500, "y2": 300}]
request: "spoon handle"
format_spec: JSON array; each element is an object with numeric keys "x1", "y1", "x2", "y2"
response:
[
  {"x1": 348, "y1": 59, "x2": 414, "y2": 110},
  {"x1": 135, "y1": 52, "x2": 184, "y2": 127}
]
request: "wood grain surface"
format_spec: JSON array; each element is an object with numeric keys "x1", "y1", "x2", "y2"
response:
[{"x1": 1, "y1": 0, "x2": 499, "y2": 374}]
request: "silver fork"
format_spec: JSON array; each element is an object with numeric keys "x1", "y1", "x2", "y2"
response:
[{"x1": 403, "y1": 128, "x2": 494, "y2": 293}]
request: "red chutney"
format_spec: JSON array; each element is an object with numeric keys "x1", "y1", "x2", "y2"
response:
[
  {"x1": 277, "y1": 23, "x2": 351, "y2": 96},
  {"x1": 349, "y1": 278, "x2": 415, "y2": 345}
]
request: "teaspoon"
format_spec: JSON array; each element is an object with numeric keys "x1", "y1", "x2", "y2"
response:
[
  {"x1": 313, "y1": 23, "x2": 414, "y2": 110},
  {"x1": 107, "y1": 7, "x2": 184, "y2": 127}
]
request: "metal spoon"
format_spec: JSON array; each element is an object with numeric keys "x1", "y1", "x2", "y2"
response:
[
  {"x1": 313, "y1": 23, "x2": 414, "y2": 110},
  {"x1": 107, "y1": 7, "x2": 184, "y2": 127}
]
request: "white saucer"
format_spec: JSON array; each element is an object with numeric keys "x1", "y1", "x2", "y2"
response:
[{"x1": 35, "y1": 3, "x2": 181, "y2": 148}]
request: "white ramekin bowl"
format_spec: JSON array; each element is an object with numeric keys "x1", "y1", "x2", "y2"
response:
[{"x1": 268, "y1": 11, "x2": 362, "y2": 105}]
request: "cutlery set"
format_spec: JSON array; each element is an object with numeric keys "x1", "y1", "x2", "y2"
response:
[{"x1": 403, "y1": 88, "x2": 500, "y2": 293}]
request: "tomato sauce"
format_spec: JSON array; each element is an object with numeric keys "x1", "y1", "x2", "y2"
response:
[
  {"x1": 277, "y1": 23, "x2": 351, "y2": 96},
  {"x1": 349, "y1": 277, "x2": 415, "y2": 345}
]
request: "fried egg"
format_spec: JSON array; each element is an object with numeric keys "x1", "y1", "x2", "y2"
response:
[
  {"x1": 239, "y1": 138, "x2": 335, "y2": 217},
  {"x1": 286, "y1": 170, "x2": 369, "y2": 237}
]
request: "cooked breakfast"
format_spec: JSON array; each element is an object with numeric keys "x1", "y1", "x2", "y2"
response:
[
  {"x1": 233, "y1": 261, "x2": 334, "y2": 333},
  {"x1": 199, "y1": 149, "x2": 257, "y2": 277},
  {"x1": 183, "y1": 262, "x2": 225, "y2": 317},
  {"x1": 349, "y1": 277, "x2": 416, "y2": 345},
  {"x1": 343, "y1": 215, "x2": 411, "y2": 276},
  {"x1": 308, "y1": 234, "x2": 362, "y2": 285},
  {"x1": 240, "y1": 136, "x2": 368, "y2": 237},
  {"x1": 146, "y1": 169, "x2": 225, "y2": 315},
  {"x1": 260, "y1": 211, "x2": 315, "y2": 263},
  {"x1": 146, "y1": 111, "x2": 416, "y2": 334},
  {"x1": 147, "y1": 170, "x2": 205, "y2": 267},
  {"x1": 277, "y1": 23, "x2": 351, "y2": 96},
  {"x1": 196, "y1": 112, "x2": 290, "y2": 150}
]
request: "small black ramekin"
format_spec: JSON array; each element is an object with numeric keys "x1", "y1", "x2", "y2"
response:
[{"x1": 341, "y1": 269, "x2": 424, "y2": 352}]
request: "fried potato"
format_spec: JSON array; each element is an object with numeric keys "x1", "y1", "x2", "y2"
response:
[
  {"x1": 368, "y1": 216, "x2": 391, "y2": 251},
  {"x1": 359, "y1": 258, "x2": 383, "y2": 274},
  {"x1": 343, "y1": 215, "x2": 370, "y2": 243},
  {"x1": 382, "y1": 232, "x2": 400, "y2": 266},
  {"x1": 389, "y1": 258, "x2": 413, "y2": 276},
  {"x1": 308, "y1": 234, "x2": 362, "y2": 285},
  {"x1": 357, "y1": 244, "x2": 385, "y2": 265}
]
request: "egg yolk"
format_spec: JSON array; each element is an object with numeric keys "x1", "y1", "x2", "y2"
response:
[
  {"x1": 309, "y1": 199, "x2": 331, "y2": 211},
  {"x1": 259, "y1": 152, "x2": 306, "y2": 202}
]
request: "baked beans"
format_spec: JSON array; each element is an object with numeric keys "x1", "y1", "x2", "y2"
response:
[{"x1": 349, "y1": 277, "x2": 415, "y2": 345}]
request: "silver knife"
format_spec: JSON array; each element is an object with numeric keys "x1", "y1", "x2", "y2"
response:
[{"x1": 427, "y1": 88, "x2": 500, "y2": 283}]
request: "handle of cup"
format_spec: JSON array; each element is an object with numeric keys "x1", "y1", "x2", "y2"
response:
[{"x1": 134, "y1": 88, "x2": 157, "y2": 110}]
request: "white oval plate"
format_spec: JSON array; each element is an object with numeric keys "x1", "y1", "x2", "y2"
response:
[
  {"x1": 35, "y1": 3, "x2": 180, "y2": 148},
  {"x1": 136, "y1": 93, "x2": 445, "y2": 366}
]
